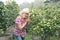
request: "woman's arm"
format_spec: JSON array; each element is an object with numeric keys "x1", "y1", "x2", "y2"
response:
[{"x1": 18, "y1": 22, "x2": 27, "y2": 30}]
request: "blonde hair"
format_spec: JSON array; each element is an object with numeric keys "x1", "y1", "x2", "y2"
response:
[{"x1": 19, "y1": 8, "x2": 29, "y2": 15}]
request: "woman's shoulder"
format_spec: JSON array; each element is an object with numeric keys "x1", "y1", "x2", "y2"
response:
[
  {"x1": 17, "y1": 16, "x2": 21, "y2": 19},
  {"x1": 16, "y1": 16, "x2": 21, "y2": 19},
  {"x1": 15, "y1": 16, "x2": 21, "y2": 21}
]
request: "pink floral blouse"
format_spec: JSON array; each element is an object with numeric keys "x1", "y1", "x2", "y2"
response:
[{"x1": 14, "y1": 16, "x2": 27, "y2": 37}]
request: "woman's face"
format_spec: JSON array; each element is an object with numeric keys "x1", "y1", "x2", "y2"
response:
[{"x1": 22, "y1": 13, "x2": 29, "y2": 19}]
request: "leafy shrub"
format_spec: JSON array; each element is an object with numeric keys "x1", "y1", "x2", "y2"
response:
[
  {"x1": 0, "y1": 1, "x2": 20, "y2": 34},
  {"x1": 28, "y1": 2, "x2": 60, "y2": 38}
]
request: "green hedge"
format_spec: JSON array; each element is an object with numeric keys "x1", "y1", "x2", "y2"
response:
[
  {"x1": 28, "y1": 2, "x2": 60, "y2": 37},
  {"x1": 0, "y1": 1, "x2": 20, "y2": 33}
]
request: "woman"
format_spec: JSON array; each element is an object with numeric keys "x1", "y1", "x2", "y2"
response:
[{"x1": 13, "y1": 8, "x2": 30, "y2": 40}]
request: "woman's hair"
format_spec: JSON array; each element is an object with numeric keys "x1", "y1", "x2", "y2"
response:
[{"x1": 19, "y1": 8, "x2": 29, "y2": 15}]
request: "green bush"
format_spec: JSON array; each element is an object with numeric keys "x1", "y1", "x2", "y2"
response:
[
  {"x1": 0, "y1": 1, "x2": 20, "y2": 34},
  {"x1": 28, "y1": 2, "x2": 60, "y2": 38}
]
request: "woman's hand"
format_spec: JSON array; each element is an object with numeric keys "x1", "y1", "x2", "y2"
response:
[
  {"x1": 26, "y1": 17, "x2": 30, "y2": 22},
  {"x1": 18, "y1": 21, "x2": 27, "y2": 30}
]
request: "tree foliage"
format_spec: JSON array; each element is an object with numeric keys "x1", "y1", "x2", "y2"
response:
[
  {"x1": 0, "y1": 1, "x2": 20, "y2": 33},
  {"x1": 28, "y1": 2, "x2": 60, "y2": 37}
]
